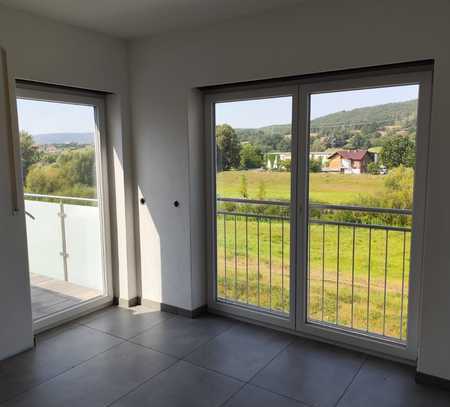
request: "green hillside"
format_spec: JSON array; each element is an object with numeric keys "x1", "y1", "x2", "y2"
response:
[
  {"x1": 234, "y1": 99, "x2": 418, "y2": 153},
  {"x1": 310, "y1": 99, "x2": 418, "y2": 130}
]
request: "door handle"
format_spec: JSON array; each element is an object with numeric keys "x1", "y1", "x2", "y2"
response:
[{"x1": 25, "y1": 211, "x2": 35, "y2": 220}]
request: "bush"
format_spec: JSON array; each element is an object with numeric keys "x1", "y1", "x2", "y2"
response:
[
  {"x1": 279, "y1": 159, "x2": 291, "y2": 171},
  {"x1": 367, "y1": 162, "x2": 381, "y2": 174},
  {"x1": 239, "y1": 175, "x2": 248, "y2": 198},
  {"x1": 309, "y1": 158, "x2": 322, "y2": 173}
]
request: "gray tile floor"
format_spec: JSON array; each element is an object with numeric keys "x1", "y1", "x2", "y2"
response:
[{"x1": 1, "y1": 305, "x2": 449, "y2": 407}]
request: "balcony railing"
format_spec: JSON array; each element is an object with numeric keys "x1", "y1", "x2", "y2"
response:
[
  {"x1": 216, "y1": 197, "x2": 411, "y2": 342},
  {"x1": 24, "y1": 193, "x2": 103, "y2": 291}
]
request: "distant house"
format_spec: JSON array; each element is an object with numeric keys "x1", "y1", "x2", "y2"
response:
[
  {"x1": 266, "y1": 152, "x2": 291, "y2": 170},
  {"x1": 368, "y1": 146, "x2": 382, "y2": 163},
  {"x1": 309, "y1": 151, "x2": 329, "y2": 164},
  {"x1": 327, "y1": 149, "x2": 373, "y2": 174}
]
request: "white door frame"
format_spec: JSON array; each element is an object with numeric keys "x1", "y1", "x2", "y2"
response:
[
  {"x1": 295, "y1": 70, "x2": 433, "y2": 361},
  {"x1": 205, "y1": 84, "x2": 299, "y2": 330},
  {"x1": 16, "y1": 83, "x2": 114, "y2": 333},
  {"x1": 204, "y1": 64, "x2": 433, "y2": 362}
]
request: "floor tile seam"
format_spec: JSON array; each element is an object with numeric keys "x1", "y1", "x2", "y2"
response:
[
  {"x1": 333, "y1": 355, "x2": 368, "y2": 407},
  {"x1": 124, "y1": 339, "x2": 183, "y2": 360},
  {"x1": 177, "y1": 322, "x2": 238, "y2": 361},
  {"x1": 63, "y1": 322, "x2": 131, "y2": 341},
  {"x1": 180, "y1": 358, "x2": 249, "y2": 384},
  {"x1": 247, "y1": 382, "x2": 316, "y2": 407},
  {"x1": 0, "y1": 339, "x2": 126, "y2": 406},
  {"x1": 102, "y1": 358, "x2": 193, "y2": 407},
  {"x1": 217, "y1": 381, "x2": 248, "y2": 407},
  {"x1": 111, "y1": 313, "x2": 178, "y2": 341},
  {"x1": 245, "y1": 336, "x2": 295, "y2": 383}
]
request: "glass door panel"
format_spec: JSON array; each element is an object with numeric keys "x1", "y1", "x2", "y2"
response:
[
  {"x1": 16, "y1": 94, "x2": 108, "y2": 321},
  {"x1": 214, "y1": 95, "x2": 294, "y2": 316},
  {"x1": 306, "y1": 84, "x2": 420, "y2": 343}
]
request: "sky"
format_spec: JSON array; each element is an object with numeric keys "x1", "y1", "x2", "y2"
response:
[
  {"x1": 16, "y1": 98, "x2": 96, "y2": 135},
  {"x1": 215, "y1": 84, "x2": 419, "y2": 128},
  {"x1": 16, "y1": 84, "x2": 419, "y2": 134}
]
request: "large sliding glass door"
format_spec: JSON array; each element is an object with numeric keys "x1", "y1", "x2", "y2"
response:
[{"x1": 207, "y1": 66, "x2": 432, "y2": 359}]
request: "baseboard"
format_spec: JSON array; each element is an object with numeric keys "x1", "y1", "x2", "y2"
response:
[
  {"x1": 113, "y1": 297, "x2": 140, "y2": 307},
  {"x1": 140, "y1": 298, "x2": 207, "y2": 318},
  {"x1": 416, "y1": 372, "x2": 450, "y2": 391}
]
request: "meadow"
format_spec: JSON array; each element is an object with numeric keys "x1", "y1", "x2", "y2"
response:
[
  {"x1": 216, "y1": 170, "x2": 386, "y2": 204},
  {"x1": 215, "y1": 170, "x2": 411, "y2": 341}
]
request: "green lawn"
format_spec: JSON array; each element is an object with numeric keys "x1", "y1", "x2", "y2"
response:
[
  {"x1": 215, "y1": 170, "x2": 410, "y2": 341},
  {"x1": 216, "y1": 170, "x2": 386, "y2": 204}
]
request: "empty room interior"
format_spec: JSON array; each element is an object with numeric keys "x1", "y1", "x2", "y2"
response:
[{"x1": 0, "y1": 0, "x2": 450, "y2": 406}]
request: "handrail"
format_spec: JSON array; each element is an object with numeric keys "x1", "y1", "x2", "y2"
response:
[
  {"x1": 217, "y1": 197, "x2": 290, "y2": 207},
  {"x1": 310, "y1": 203, "x2": 411, "y2": 215},
  {"x1": 310, "y1": 218, "x2": 410, "y2": 232},
  {"x1": 24, "y1": 192, "x2": 98, "y2": 203},
  {"x1": 217, "y1": 197, "x2": 412, "y2": 215},
  {"x1": 217, "y1": 210, "x2": 289, "y2": 221}
]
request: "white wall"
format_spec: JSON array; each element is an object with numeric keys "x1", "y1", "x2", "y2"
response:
[
  {"x1": 0, "y1": 5, "x2": 135, "y2": 359},
  {"x1": 129, "y1": 0, "x2": 450, "y2": 379}
]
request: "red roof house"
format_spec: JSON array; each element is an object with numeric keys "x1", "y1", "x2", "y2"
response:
[{"x1": 327, "y1": 149, "x2": 373, "y2": 174}]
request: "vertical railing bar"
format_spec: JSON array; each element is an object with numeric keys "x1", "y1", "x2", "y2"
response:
[
  {"x1": 383, "y1": 229, "x2": 389, "y2": 336},
  {"x1": 321, "y1": 223, "x2": 325, "y2": 321},
  {"x1": 351, "y1": 226, "x2": 356, "y2": 328},
  {"x1": 336, "y1": 225, "x2": 340, "y2": 325},
  {"x1": 307, "y1": 222, "x2": 311, "y2": 320},
  {"x1": 281, "y1": 218, "x2": 284, "y2": 313},
  {"x1": 257, "y1": 217, "x2": 260, "y2": 307},
  {"x1": 269, "y1": 218, "x2": 272, "y2": 311},
  {"x1": 366, "y1": 227, "x2": 372, "y2": 333},
  {"x1": 400, "y1": 230, "x2": 406, "y2": 341},
  {"x1": 234, "y1": 214, "x2": 237, "y2": 301},
  {"x1": 246, "y1": 216, "x2": 249, "y2": 305},
  {"x1": 223, "y1": 214, "x2": 227, "y2": 299},
  {"x1": 59, "y1": 200, "x2": 69, "y2": 282}
]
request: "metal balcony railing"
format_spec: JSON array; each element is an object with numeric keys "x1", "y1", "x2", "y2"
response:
[{"x1": 216, "y1": 197, "x2": 412, "y2": 342}]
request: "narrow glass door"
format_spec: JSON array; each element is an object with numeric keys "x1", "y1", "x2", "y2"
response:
[
  {"x1": 305, "y1": 84, "x2": 421, "y2": 343},
  {"x1": 212, "y1": 92, "x2": 295, "y2": 320},
  {"x1": 16, "y1": 90, "x2": 110, "y2": 322}
]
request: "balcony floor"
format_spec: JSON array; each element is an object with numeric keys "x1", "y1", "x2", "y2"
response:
[
  {"x1": 30, "y1": 273, "x2": 101, "y2": 320},
  {"x1": 1, "y1": 305, "x2": 450, "y2": 406}
]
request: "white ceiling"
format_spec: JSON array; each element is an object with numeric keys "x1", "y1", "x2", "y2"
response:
[{"x1": 0, "y1": 0, "x2": 303, "y2": 39}]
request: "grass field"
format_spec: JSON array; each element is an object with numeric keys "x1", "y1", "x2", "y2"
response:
[
  {"x1": 216, "y1": 170, "x2": 386, "y2": 204},
  {"x1": 215, "y1": 170, "x2": 411, "y2": 341}
]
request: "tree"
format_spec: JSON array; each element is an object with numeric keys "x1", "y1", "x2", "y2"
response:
[
  {"x1": 20, "y1": 131, "x2": 41, "y2": 179},
  {"x1": 257, "y1": 180, "x2": 266, "y2": 201},
  {"x1": 57, "y1": 147, "x2": 96, "y2": 186},
  {"x1": 310, "y1": 138, "x2": 327, "y2": 152},
  {"x1": 24, "y1": 147, "x2": 97, "y2": 198},
  {"x1": 216, "y1": 124, "x2": 241, "y2": 170},
  {"x1": 239, "y1": 175, "x2": 248, "y2": 198},
  {"x1": 239, "y1": 143, "x2": 262, "y2": 169},
  {"x1": 381, "y1": 135, "x2": 415, "y2": 169},
  {"x1": 345, "y1": 133, "x2": 371, "y2": 149}
]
